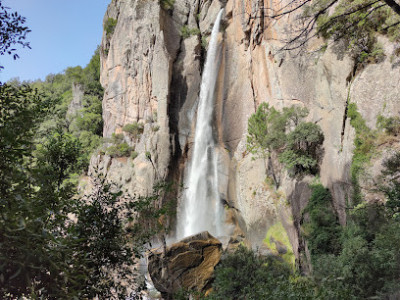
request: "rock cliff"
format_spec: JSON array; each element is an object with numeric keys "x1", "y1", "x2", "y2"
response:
[
  {"x1": 148, "y1": 231, "x2": 222, "y2": 297},
  {"x1": 91, "y1": 0, "x2": 400, "y2": 267}
]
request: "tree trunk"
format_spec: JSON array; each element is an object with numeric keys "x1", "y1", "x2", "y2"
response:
[{"x1": 382, "y1": 0, "x2": 400, "y2": 16}]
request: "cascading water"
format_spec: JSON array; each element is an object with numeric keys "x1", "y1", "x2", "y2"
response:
[{"x1": 177, "y1": 9, "x2": 225, "y2": 239}]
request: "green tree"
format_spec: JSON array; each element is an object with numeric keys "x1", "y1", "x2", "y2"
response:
[
  {"x1": 261, "y1": 0, "x2": 400, "y2": 52},
  {"x1": 247, "y1": 103, "x2": 324, "y2": 176},
  {"x1": 210, "y1": 245, "x2": 315, "y2": 300},
  {"x1": 247, "y1": 103, "x2": 287, "y2": 156},
  {"x1": 280, "y1": 122, "x2": 324, "y2": 174},
  {"x1": 0, "y1": 83, "x2": 166, "y2": 298},
  {"x1": 0, "y1": 0, "x2": 31, "y2": 68},
  {"x1": 302, "y1": 184, "x2": 341, "y2": 258}
]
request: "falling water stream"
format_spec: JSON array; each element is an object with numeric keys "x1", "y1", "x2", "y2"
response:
[{"x1": 177, "y1": 9, "x2": 225, "y2": 239}]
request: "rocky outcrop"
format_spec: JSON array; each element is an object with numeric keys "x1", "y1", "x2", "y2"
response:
[
  {"x1": 66, "y1": 83, "x2": 84, "y2": 121},
  {"x1": 147, "y1": 231, "x2": 222, "y2": 297},
  {"x1": 93, "y1": 0, "x2": 400, "y2": 274}
]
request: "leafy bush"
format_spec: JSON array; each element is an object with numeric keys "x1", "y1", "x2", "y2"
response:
[
  {"x1": 131, "y1": 150, "x2": 139, "y2": 160},
  {"x1": 377, "y1": 114, "x2": 400, "y2": 136},
  {"x1": 347, "y1": 103, "x2": 376, "y2": 203},
  {"x1": 302, "y1": 184, "x2": 341, "y2": 258},
  {"x1": 247, "y1": 103, "x2": 287, "y2": 156},
  {"x1": 104, "y1": 18, "x2": 117, "y2": 37},
  {"x1": 106, "y1": 142, "x2": 132, "y2": 158},
  {"x1": 123, "y1": 122, "x2": 144, "y2": 138},
  {"x1": 210, "y1": 245, "x2": 315, "y2": 299},
  {"x1": 308, "y1": 0, "x2": 400, "y2": 65},
  {"x1": 111, "y1": 132, "x2": 124, "y2": 144},
  {"x1": 247, "y1": 103, "x2": 324, "y2": 175},
  {"x1": 280, "y1": 122, "x2": 324, "y2": 173},
  {"x1": 160, "y1": 0, "x2": 175, "y2": 10},
  {"x1": 382, "y1": 152, "x2": 400, "y2": 220},
  {"x1": 180, "y1": 25, "x2": 201, "y2": 39}
]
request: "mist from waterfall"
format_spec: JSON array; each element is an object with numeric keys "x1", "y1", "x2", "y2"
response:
[{"x1": 177, "y1": 9, "x2": 225, "y2": 239}]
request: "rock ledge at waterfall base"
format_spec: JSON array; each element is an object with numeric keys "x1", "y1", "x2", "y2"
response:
[{"x1": 147, "y1": 231, "x2": 222, "y2": 297}]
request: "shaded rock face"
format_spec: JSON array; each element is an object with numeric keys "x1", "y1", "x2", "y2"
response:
[
  {"x1": 93, "y1": 0, "x2": 400, "y2": 270},
  {"x1": 147, "y1": 231, "x2": 222, "y2": 297}
]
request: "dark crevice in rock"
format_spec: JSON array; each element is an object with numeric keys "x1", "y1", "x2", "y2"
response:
[
  {"x1": 341, "y1": 81, "x2": 353, "y2": 149},
  {"x1": 249, "y1": 58, "x2": 257, "y2": 112}
]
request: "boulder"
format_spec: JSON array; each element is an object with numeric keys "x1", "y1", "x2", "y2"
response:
[{"x1": 147, "y1": 231, "x2": 222, "y2": 297}]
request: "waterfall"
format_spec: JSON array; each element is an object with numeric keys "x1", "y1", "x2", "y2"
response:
[{"x1": 177, "y1": 9, "x2": 225, "y2": 239}]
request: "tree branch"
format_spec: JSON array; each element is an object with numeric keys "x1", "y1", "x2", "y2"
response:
[{"x1": 382, "y1": 0, "x2": 400, "y2": 16}]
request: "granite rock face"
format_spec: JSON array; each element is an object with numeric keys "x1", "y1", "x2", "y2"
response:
[
  {"x1": 147, "y1": 231, "x2": 222, "y2": 297},
  {"x1": 92, "y1": 0, "x2": 400, "y2": 269}
]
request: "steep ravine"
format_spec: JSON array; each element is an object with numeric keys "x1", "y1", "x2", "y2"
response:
[{"x1": 90, "y1": 0, "x2": 400, "y2": 268}]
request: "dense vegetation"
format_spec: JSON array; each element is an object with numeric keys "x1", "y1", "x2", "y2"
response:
[
  {"x1": 208, "y1": 158, "x2": 400, "y2": 299},
  {"x1": 247, "y1": 103, "x2": 324, "y2": 177},
  {"x1": 0, "y1": 77, "x2": 167, "y2": 298},
  {"x1": 240, "y1": 98, "x2": 400, "y2": 299},
  {"x1": 2, "y1": 0, "x2": 400, "y2": 299},
  {"x1": 0, "y1": 37, "x2": 165, "y2": 297}
]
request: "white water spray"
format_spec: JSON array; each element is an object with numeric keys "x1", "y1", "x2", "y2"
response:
[{"x1": 177, "y1": 9, "x2": 225, "y2": 239}]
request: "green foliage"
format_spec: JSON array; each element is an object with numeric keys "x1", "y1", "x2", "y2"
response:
[
  {"x1": 0, "y1": 1, "x2": 31, "y2": 68},
  {"x1": 280, "y1": 122, "x2": 324, "y2": 173},
  {"x1": 35, "y1": 129, "x2": 85, "y2": 190},
  {"x1": 0, "y1": 34, "x2": 167, "y2": 298},
  {"x1": 302, "y1": 184, "x2": 341, "y2": 258},
  {"x1": 210, "y1": 245, "x2": 316, "y2": 300},
  {"x1": 123, "y1": 121, "x2": 144, "y2": 138},
  {"x1": 382, "y1": 152, "x2": 400, "y2": 220},
  {"x1": 131, "y1": 150, "x2": 139, "y2": 160},
  {"x1": 377, "y1": 114, "x2": 400, "y2": 135},
  {"x1": 106, "y1": 142, "x2": 132, "y2": 158},
  {"x1": 347, "y1": 103, "x2": 376, "y2": 204},
  {"x1": 63, "y1": 176, "x2": 157, "y2": 298},
  {"x1": 201, "y1": 35, "x2": 209, "y2": 50},
  {"x1": 105, "y1": 133, "x2": 134, "y2": 158},
  {"x1": 111, "y1": 132, "x2": 124, "y2": 144},
  {"x1": 160, "y1": 0, "x2": 175, "y2": 10},
  {"x1": 247, "y1": 103, "x2": 287, "y2": 156},
  {"x1": 247, "y1": 103, "x2": 324, "y2": 175},
  {"x1": 306, "y1": 0, "x2": 400, "y2": 64},
  {"x1": 310, "y1": 217, "x2": 400, "y2": 299},
  {"x1": 0, "y1": 85, "x2": 169, "y2": 297},
  {"x1": 180, "y1": 25, "x2": 201, "y2": 39},
  {"x1": 27, "y1": 48, "x2": 104, "y2": 173},
  {"x1": 104, "y1": 17, "x2": 117, "y2": 37},
  {"x1": 145, "y1": 151, "x2": 152, "y2": 160},
  {"x1": 299, "y1": 159, "x2": 400, "y2": 299},
  {"x1": 358, "y1": 42, "x2": 386, "y2": 64}
]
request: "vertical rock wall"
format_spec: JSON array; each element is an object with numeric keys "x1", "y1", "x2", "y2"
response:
[{"x1": 92, "y1": 0, "x2": 400, "y2": 261}]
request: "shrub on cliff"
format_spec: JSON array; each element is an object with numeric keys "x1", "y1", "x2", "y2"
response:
[
  {"x1": 104, "y1": 18, "x2": 117, "y2": 37},
  {"x1": 247, "y1": 103, "x2": 324, "y2": 176},
  {"x1": 123, "y1": 121, "x2": 144, "y2": 139},
  {"x1": 377, "y1": 114, "x2": 400, "y2": 136},
  {"x1": 301, "y1": 184, "x2": 341, "y2": 258}
]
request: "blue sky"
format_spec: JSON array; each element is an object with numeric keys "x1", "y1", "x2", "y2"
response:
[{"x1": 0, "y1": 0, "x2": 110, "y2": 82}]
